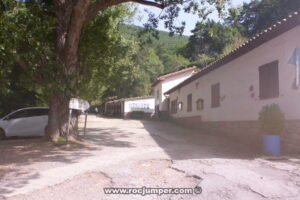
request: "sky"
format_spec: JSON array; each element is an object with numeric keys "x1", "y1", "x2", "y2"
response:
[{"x1": 132, "y1": 0, "x2": 251, "y2": 36}]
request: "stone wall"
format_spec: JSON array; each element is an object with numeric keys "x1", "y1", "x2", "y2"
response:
[
  {"x1": 171, "y1": 117, "x2": 300, "y2": 154},
  {"x1": 282, "y1": 120, "x2": 300, "y2": 153}
]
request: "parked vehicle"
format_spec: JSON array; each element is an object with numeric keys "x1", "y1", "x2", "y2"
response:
[{"x1": 0, "y1": 107, "x2": 49, "y2": 140}]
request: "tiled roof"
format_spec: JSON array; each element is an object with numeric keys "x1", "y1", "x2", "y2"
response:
[
  {"x1": 151, "y1": 66, "x2": 197, "y2": 87},
  {"x1": 165, "y1": 11, "x2": 300, "y2": 95}
]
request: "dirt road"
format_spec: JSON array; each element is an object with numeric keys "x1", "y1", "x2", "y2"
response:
[{"x1": 1, "y1": 115, "x2": 300, "y2": 199}]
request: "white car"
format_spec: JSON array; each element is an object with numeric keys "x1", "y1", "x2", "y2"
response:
[{"x1": 0, "y1": 107, "x2": 49, "y2": 140}]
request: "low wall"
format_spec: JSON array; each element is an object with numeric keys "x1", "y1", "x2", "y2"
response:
[
  {"x1": 282, "y1": 120, "x2": 300, "y2": 153},
  {"x1": 123, "y1": 112, "x2": 154, "y2": 119},
  {"x1": 171, "y1": 116, "x2": 300, "y2": 154},
  {"x1": 156, "y1": 111, "x2": 169, "y2": 120}
]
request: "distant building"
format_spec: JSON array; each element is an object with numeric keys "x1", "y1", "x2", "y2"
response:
[
  {"x1": 164, "y1": 12, "x2": 300, "y2": 152},
  {"x1": 105, "y1": 96, "x2": 155, "y2": 118},
  {"x1": 151, "y1": 66, "x2": 196, "y2": 117}
]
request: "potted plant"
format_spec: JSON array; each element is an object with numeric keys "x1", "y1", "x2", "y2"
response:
[{"x1": 258, "y1": 104, "x2": 285, "y2": 155}]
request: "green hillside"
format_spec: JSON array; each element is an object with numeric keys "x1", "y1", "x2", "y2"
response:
[{"x1": 120, "y1": 24, "x2": 189, "y2": 51}]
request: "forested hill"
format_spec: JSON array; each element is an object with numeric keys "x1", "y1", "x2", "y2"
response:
[
  {"x1": 120, "y1": 24, "x2": 189, "y2": 51},
  {"x1": 97, "y1": 24, "x2": 192, "y2": 101}
]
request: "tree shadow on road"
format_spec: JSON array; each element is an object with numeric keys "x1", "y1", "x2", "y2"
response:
[
  {"x1": 0, "y1": 125, "x2": 135, "y2": 197},
  {"x1": 0, "y1": 167, "x2": 40, "y2": 198},
  {"x1": 0, "y1": 137, "x2": 97, "y2": 197},
  {"x1": 0, "y1": 137, "x2": 96, "y2": 166}
]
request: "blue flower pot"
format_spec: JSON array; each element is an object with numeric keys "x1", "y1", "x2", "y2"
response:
[{"x1": 263, "y1": 134, "x2": 281, "y2": 155}]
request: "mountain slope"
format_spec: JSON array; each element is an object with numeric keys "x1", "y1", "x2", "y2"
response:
[{"x1": 120, "y1": 24, "x2": 189, "y2": 51}]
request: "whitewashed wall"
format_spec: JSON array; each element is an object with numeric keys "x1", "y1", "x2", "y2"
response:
[
  {"x1": 124, "y1": 98, "x2": 155, "y2": 113},
  {"x1": 154, "y1": 71, "x2": 195, "y2": 111},
  {"x1": 169, "y1": 25, "x2": 300, "y2": 121},
  {"x1": 153, "y1": 83, "x2": 162, "y2": 109}
]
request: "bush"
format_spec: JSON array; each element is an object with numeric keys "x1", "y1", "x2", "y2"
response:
[
  {"x1": 258, "y1": 104, "x2": 285, "y2": 135},
  {"x1": 129, "y1": 110, "x2": 145, "y2": 119}
]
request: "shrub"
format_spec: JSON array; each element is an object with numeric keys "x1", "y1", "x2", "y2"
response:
[
  {"x1": 129, "y1": 110, "x2": 145, "y2": 119},
  {"x1": 258, "y1": 104, "x2": 285, "y2": 135}
]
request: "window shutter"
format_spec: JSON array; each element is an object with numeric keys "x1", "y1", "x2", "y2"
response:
[
  {"x1": 259, "y1": 61, "x2": 279, "y2": 99},
  {"x1": 187, "y1": 94, "x2": 192, "y2": 112},
  {"x1": 197, "y1": 99, "x2": 204, "y2": 110},
  {"x1": 171, "y1": 99, "x2": 178, "y2": 114},
  {"x1": 211, "y1": 83, "x2": 220, "y2": 108}
]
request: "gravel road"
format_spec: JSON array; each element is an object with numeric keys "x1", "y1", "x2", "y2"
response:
[{"x1": 1, "y1": 115, "x2": 300, "y2": 200}]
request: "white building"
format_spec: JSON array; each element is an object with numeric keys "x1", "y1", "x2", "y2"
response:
[
  {"x1": 165, "y1": 12, "x2": 300, "y2": 153},
  {"x1": 105, "y1": 96, "x2": 155, "y2": 118},
  {"x1": 124, "y1": 97, "x2": 155, "y2": 114},
  {"x1": 151, "y1": 66, "x2": 196, "y2": 116}
]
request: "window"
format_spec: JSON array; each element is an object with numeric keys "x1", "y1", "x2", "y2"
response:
[
  {"x1": 211, "y1": 83, "x2": 220, "y2": 108},
  {"x1": 196, "y1": 99, "x2": 204, "y2": 110},
  {"x1": 187, "y1": 94, "x2": 192, "y2": 112},
  {"x1": 259, "y1": 61, "x2": 279, "y2": 99},
  {"x1": 178, "y1": 102, "x2": 183, "y2": 111},
  {"x1": 27, "y1": 108, "x2": 49, "y2": 117},
  {"x1": 171, "y1": 99, "x2": 178, "y2": 114},
  {"x1": 7, "y1": 110, "x2": 28, "y2": 120}
]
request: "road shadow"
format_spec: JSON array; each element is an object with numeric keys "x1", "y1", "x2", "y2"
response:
[
  {"x1": 0, "y1": 123, "x2": 136, "y2": 197},
  {"x1": 0, "y1": 137, "x2": 97, "y2": 197},
  {"x1": 0, "y1": 167, "x2": 39, "y2": 197},
  {"x1": 141, "y1": 120, "x2": 264, "y2": 160},
  {"x1": 0, "y1": 137, "x2": 97, "y2": 166}
]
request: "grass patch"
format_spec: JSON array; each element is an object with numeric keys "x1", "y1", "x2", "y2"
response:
[{"x1": 56, "y1": 136, "x2": 66, "y2": 143}]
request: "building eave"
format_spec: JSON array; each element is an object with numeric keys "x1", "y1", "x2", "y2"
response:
[
  {"x1": 151, "y1": 66, "x2": 197, "y2": 88},
  {"x1": 106, "y1": 96, "x2": 154, "y2": 104}
]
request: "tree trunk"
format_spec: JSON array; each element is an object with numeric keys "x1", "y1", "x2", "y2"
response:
[
  {"x1": 45, "y1": 92, "x2": 70, "y2": 141},
  {"x1": 45, "y1": 0, "x2": 89, "y2": 141}
]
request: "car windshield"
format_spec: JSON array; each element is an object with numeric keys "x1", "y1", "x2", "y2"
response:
[
  {"x1": 1, "y1": 108, "x2": 49, "y2": 120},
  {"x1": 1, "y1": 111, "x2": 18, "y2": 120}
]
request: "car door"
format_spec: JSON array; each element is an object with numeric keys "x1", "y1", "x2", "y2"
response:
[
  {"x1": 5, "y1": 109, "x2": 31, "y2": 136},
  {"x1": 27, "y1": 108, "x2": 49, "y2": 136},
  {"x1": 20, "y1": 109, "x2": 40, "y2": 136},
  {"x1": 16, "y1": 108, "x2": 49, "y2": 136}
]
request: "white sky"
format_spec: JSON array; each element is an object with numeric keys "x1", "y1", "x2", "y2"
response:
[{"x1": 132, "y1": 0, "x2": 251, "y2": 35}]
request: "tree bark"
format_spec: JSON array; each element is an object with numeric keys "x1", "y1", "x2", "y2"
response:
[{"x1": 45, "y1": 91, "x2": 70, "y2": 141}]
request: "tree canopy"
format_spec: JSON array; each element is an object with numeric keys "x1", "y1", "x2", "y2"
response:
[
  {"x1": 181, "y1": 20, "x2": 242, "y2": 64},
  {"x1": 180, "y1": 0, "x2": 299, "y2": 68},
  {"x1": 225, "y1": 0, "x2": 300, "y2": 37}
]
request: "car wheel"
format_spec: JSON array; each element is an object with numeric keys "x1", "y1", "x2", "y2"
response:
[{"x1": 0, "y1": 129, "x2": 6, "y2": 140}]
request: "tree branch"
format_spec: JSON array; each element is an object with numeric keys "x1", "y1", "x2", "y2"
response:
[
  {"x1": 63, "y1": 0, "x2": 90, "y2": 74},
  {"x1": 15, "y1": 56, "x2": 45, "y2": 84},
  {"x1": 86, "y1": 0, "x2": 165, "y2": 22}
]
